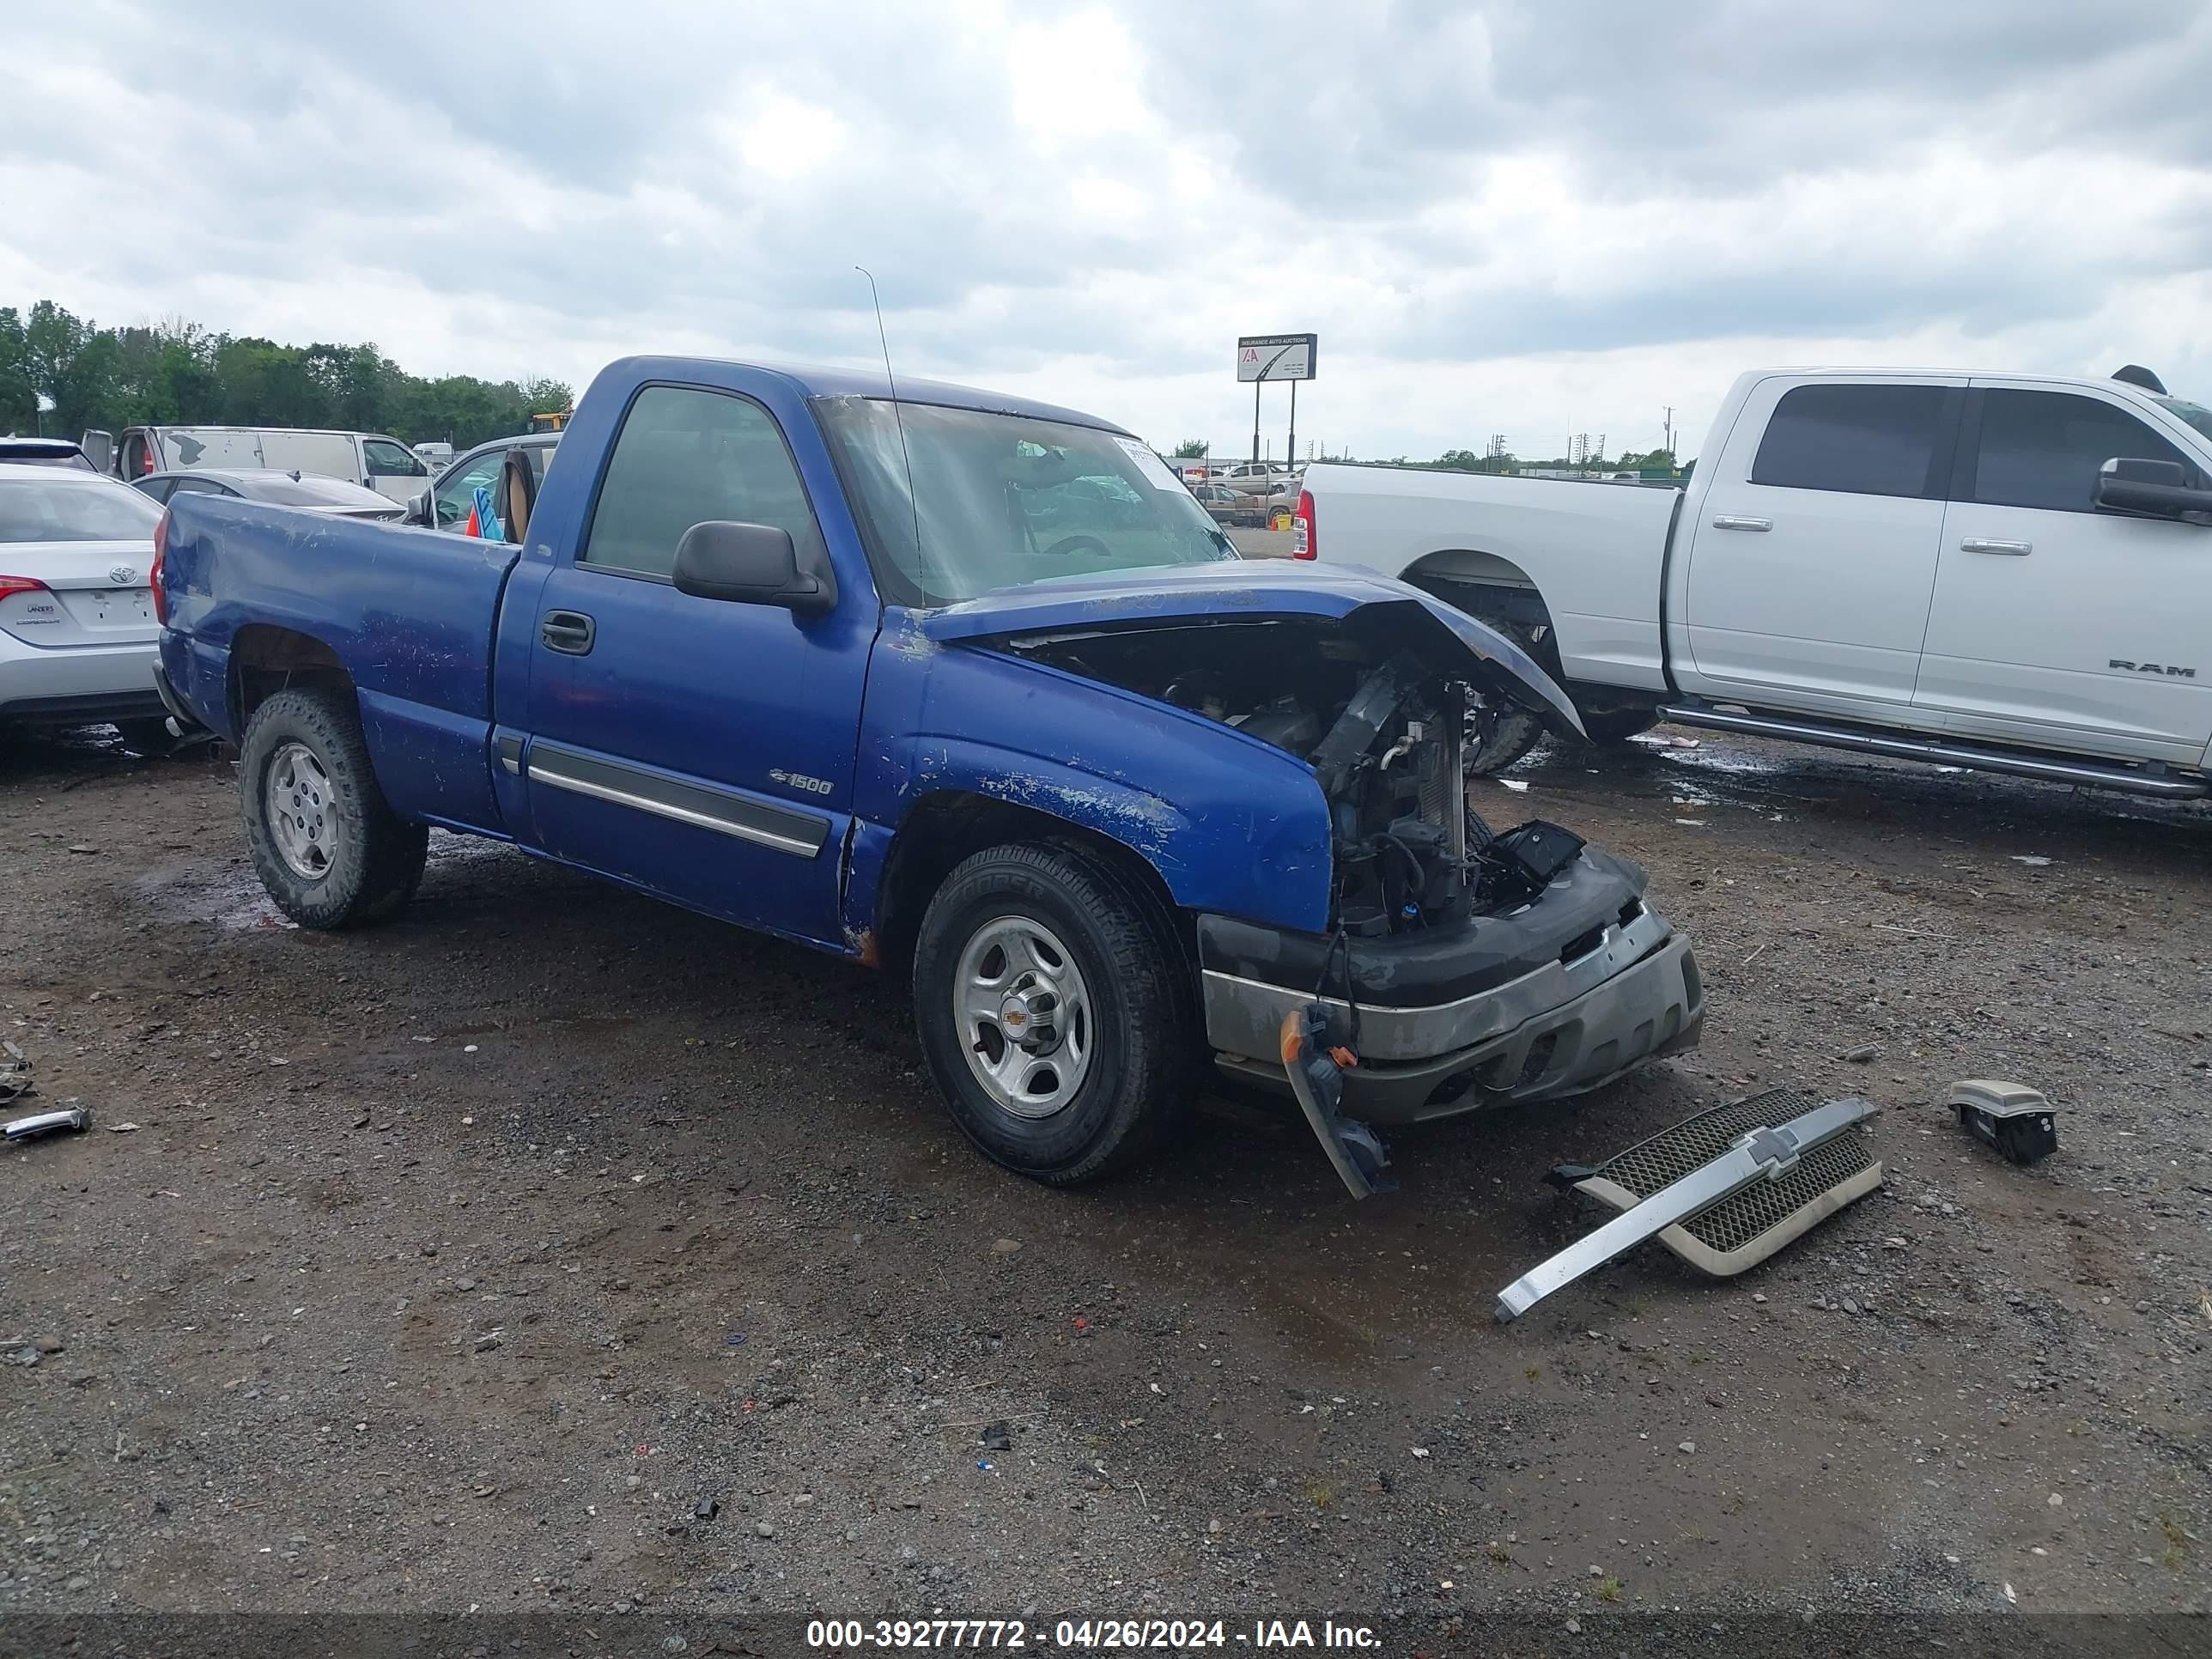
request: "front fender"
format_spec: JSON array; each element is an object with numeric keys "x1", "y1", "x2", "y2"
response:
[{"x1": 856, "y1": 634, "x2": 1334, "y2": 934}]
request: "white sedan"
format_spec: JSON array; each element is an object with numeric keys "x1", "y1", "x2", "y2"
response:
[{"x1": 0, "y1": 461, "x2": 168, "y2": 750}]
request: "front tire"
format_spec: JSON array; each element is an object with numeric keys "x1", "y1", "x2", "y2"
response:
[
  {"x1": 1464, "y1": 703, "x2": 1546, "y2": 775},
  {"x1": 913, "y1": 842, "x2": 1195, "y2": 1185},
  {"x1": 240, "y1": 687, "x2": 427, "y2": 930}
]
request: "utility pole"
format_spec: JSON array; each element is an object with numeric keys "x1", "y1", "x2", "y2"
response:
[
  {"x1": 1286, "y1": 380, "x2": 1296, "y2": 477},
  {"x1": 1662, "y1": 405, "x2": 1675, "y2": 457}
]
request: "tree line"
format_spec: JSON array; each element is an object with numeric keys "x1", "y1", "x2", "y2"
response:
[
  {"x1": 1171, "y1": 437, "x2": 1682, "y2": 473},
  {"x1": 0, "y1": 300, "x2": 574, "y2": 452}
]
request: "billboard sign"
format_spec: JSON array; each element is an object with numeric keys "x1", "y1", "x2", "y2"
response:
[{"x1": 1237, "y1": 334, "x2": 1316, "y2": 382}]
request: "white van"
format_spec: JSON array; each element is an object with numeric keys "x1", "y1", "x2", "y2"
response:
[{"x1": 87, "y1": 425, "x2": 433, "y2": 503}]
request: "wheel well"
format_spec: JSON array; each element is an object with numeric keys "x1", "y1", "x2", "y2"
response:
[
  {"x1": 1401, "y1": 552, "x2": 1565, "y2": 681},
  {"x1": 228, "y1": 625, "x2": 355, "y2": 734},
  {"x1": 872, "y1": 791, "x2": 1189, "y2": 977}
]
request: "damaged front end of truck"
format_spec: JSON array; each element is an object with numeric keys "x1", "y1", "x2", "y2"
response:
[{"x1": 921, "y1": 568, "x2": 1705, "y2": 1190}]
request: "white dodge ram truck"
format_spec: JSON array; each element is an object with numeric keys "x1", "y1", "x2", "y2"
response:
[{"x1": 1294, "y1": 367, "x2": 2212, "y2": 797}]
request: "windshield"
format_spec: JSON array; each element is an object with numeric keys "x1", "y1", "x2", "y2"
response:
[
  {"x1": 0, "y1": 477, "x2": 163, "y2": 543},
  {"x1": 814, "y1": 398, "x2": 1237, "y2": 605},
  {"x1": 0, "y1": 444, "x2": 92, "y2": 470},
  {"x1": 2154, "y1": 394, "x2": 2212, "y2": 443}
]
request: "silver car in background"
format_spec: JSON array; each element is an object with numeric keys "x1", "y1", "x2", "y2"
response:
[
  {"x1": 0, "y1": 462, "x2": 168, "y2": 750},
  {"x1": 131, "y1": 468, "x2": 405, "y2": 520}
]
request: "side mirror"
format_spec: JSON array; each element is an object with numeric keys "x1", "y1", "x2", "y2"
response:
[
  {"x1": 672, "y1": 520, "x2": 836, "y2": 616},
  {"x1": 2095, "y1": 456, "x2": 2212, "y2": 519},
  {"x1": 404, "y1": 489, "x2": 432, "y2": 526}
]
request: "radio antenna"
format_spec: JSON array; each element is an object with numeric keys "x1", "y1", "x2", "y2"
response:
[{"x1": 855, "y1": 265, "x2": 928, "y2": 603}]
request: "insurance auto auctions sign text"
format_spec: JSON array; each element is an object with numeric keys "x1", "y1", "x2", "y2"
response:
[{"x1": 1237, "y1": 334, "x2": 1317, "y2": 382}]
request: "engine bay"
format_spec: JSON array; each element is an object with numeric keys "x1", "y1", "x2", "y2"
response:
[{"x1": 1006, "y1": 618, "x2": 1577, "y2": 936}]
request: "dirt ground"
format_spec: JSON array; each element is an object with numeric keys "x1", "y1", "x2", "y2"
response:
[{"x1": 2, "y1": 720, "x2": 2207, "y2": 1646}]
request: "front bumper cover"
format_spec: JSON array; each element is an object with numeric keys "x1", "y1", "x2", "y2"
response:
[{"x1": 1201, "y1": 875, "x2": 1704, "y2": 1124}]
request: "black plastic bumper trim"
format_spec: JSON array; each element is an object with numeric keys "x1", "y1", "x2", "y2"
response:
[{"x1": 1196, "y1": 848, "x2": 1650, "y2": 1010}]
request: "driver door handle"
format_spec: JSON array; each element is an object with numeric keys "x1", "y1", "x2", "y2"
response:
[
  {"x1": 1960, "y1": 538, "x2": 2032, "y2": 556},
  {"x1": 1711, "y1": 514, "x2": 1771, "y2": 532},
  {"x1": 541, "y1": 610, "x2": 596, "y2": 654}
]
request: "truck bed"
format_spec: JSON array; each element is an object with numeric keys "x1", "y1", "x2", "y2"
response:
[
  {"x1": 158, "y1": 494, "x2": 524, "y2": 830},
  {"x1": 1302, "y1": 464, "x2": 1680, "y2": 690}
]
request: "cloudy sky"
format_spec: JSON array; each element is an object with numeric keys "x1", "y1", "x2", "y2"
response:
[{"x1": 8, "y1": 1, "x2": 2212, "y2": 461}]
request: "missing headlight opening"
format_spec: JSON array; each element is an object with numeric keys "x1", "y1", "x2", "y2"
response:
[{"x1": 1012, "y1": 617, "x2": 1556, "y2": 938}]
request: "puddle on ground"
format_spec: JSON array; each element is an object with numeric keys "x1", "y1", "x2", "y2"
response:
[
  {"x1": 131, "y1": 860, "x2": 293, "y2": 932},
  {"x1": 133, "y1": 831, "x2": 520, "y2": 931}
]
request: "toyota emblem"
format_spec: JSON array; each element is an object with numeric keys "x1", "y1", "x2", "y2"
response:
[{"x1": 109, "y1": 565, "x2": 137, "y2": 586}]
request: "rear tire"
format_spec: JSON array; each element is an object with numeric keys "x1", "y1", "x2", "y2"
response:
[
  {"x1": 240, "y1": 687, "x2": 427, "y2": 930},
  {"x1": 913, "y1": 841, "x2": 1196, "y2": 1185},
  {"x1": 1578, "y1": 707, "x2": 1662, "y2": 745}
]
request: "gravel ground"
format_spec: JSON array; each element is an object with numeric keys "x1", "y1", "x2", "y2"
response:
[{"x1": 1, "y1": 720, "x2": 2206, "y2": 1646}]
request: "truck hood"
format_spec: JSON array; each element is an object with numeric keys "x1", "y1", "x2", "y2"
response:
[{"x1": 915, "y1": 562, "x2": 1583, "y2": 739}]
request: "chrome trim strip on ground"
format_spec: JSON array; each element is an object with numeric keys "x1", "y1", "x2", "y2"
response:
[
  {"x1": 1575, "y1": 1162, "x2": 1884, "y2": 1278},
  {"x1": 526, "y1": 759, "x2": 823, "y2": 857},
  {"x1": 1492, "y1": 1096, "x2": 1875, "y2": 1322}
]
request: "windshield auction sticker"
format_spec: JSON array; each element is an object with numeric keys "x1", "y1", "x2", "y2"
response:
[{"x1": 1113, "y1": 435, "x2": 1188, "y2": 493}]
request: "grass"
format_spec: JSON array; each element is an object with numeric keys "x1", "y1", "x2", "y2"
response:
[
  {"x1": 1306, "y1": 1481, "x2": 1334, "y2": 1511},
  {"x1": 1523, "y1": 1364, "x2": 1541, "y2": 1382},
  {"x1": 1595, "y1": 1577, "x2": 1622, "y2": 1603},
  {"x1": 2161, "y1": 1513, "x2": 2191, "y2": 1571},
  {"x1": 1486, "y1": 1541, "x2": 1514, "y2": 1565}
]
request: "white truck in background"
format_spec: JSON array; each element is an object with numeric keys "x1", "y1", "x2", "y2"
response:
[{"x1": 1293, "y1": 366, "x2": 2212, "y2": 798}]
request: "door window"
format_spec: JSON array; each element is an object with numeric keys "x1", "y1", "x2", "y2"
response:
[
  {"x1": 433, "y1": 450, "x2": 504, "y2": 527},
  {"x1": 362, "y1": 439, "x2": 427, "y2": 478},
  {"x1": 1969, "y1": 390, "x2": 2197, "y2": 513},
  {"x1": 136, "y1": 477, "x2": 177, "y2": 503},
  {"x1": 581, "y1": 386, "x2": 821, "y2": 579},
  {"x1": 167, "y1": 477, "x2": 232, "y2": 497},
  {"x1": 1750, "y1": 383, "x2": 1951, "y2": 500}
]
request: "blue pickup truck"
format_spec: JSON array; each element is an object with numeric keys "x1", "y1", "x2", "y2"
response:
[{"x1": 151, "y1": 355, "x2": 1703, "y2": 1191}]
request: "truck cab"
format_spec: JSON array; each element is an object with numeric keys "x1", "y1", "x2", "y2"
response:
[{"x1": 1675, "y1": 368, "x2": 2212, "y2": 769}]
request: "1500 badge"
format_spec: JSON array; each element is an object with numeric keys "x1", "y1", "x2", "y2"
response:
[
  {"x1": 2110, "y1": 658, "x2": 2197, "y2": 678},
  {"x1": 769, "y1": 769, "x2": 835, "y2": 796}
]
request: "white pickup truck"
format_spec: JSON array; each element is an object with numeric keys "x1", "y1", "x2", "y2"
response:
[{"x1": 1294, "y1": 367, "x2": 2212, "y2": 797}]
